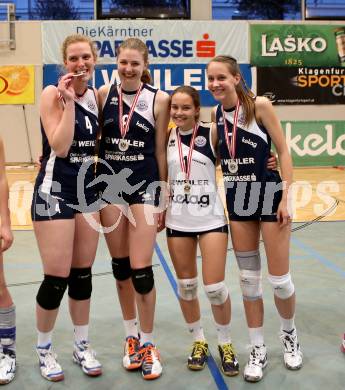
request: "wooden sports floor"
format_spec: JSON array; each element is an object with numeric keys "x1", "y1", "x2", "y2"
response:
[{"x1": 3, "y1": 166, "x2": 345, "y2": 390}]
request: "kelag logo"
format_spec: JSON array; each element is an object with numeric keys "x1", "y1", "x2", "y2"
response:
[{"x1": 91, "y1": 34, "x2": 216, "y2": 59}]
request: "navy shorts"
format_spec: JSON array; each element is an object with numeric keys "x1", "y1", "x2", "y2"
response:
[
  {"x1": 166, "y1": 224, "x2": 228, "y2": 238},
  {"x1": 31, "y1": 190, "x2": 99, "y2": 221}
]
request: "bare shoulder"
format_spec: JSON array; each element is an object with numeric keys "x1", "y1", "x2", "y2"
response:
[
  {"x1": 41, "y1": 85, "x2": 59, "y2": 100},
  {"x1": 156, "y1": 89, "x2": 170, "y2": 105},
  {"x1": 98, "y1": 84, "x2": 111, "y2": 99},
  {"x1": 255, "y1": 95, "x2": 272, "y2": 109}
]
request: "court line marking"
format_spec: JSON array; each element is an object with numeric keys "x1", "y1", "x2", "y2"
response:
[
  {"x1": 291, "y1": 237, "x2": 345, "y2": 278},
  {"x1": 154, "y1": 243, "x2": 229, "y2": 390}
]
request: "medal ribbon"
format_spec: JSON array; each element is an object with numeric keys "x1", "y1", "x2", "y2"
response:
[
  {"x1": 118, "y1": 83, "x2": 143, "y2": 139},
  {"x1": 176, "y1": 124, "x2": 198, "y2": 182},
  {"x1": 222, "y1": 100, "x2": 240, "y2": 159}
]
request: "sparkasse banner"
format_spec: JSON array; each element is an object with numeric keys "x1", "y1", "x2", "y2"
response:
[{"x1": 41, "y1": 20, "x2": 249, "y2": 106}]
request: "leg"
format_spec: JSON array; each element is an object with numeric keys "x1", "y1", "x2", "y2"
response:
[
  {"x1": 0, "y1": 254, "x2": 16, "y2": 384},
  {"x1": 167, "y1": 234, "x2": 208, "y2": 371},
  {"x1": 199, "y1": 231, "x2": 239, "y2": 377},
  {"x1": 69, "y1": 212, "x2": 102, "y2": 377},
  {"x1": 128, "y1": 204, "x2": 161, "y2": 380},
  {"x1": 261, "y1": 221, "x2": 302, "y2": 370},
  {"x1": 34, "y1": 219, "x2": 74, "y2": 382},
  {"x1": 230, "y1": 220, "x2": 267, "y2": 382}
]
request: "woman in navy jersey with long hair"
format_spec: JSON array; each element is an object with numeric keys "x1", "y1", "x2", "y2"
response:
[
  {"x1": 31, "y1": 34, "x2": 102, "y2": 382},
  {"x1": 98, "y1": 37, "x2": 170, "y2": 380},
  {"x1": 207, "y1": 55, "x2": 302, "y2": 382}
]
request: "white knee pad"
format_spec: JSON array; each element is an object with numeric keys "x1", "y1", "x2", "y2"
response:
[
  {"x1": 267, "y1": 272, "x2": 295, "y2": 299},
  {"x1": 204, "y1": 281, "x2": 229, "y2": 306},
  {"x1": 177, "y1": 277, "x2": 198, "y2": 301},
  {"x1": 239, "y1": 269, "x2": 262, "y2": 300}
]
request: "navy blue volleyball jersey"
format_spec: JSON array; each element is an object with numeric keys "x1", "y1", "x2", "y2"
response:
[
  {"x1": 99, "y1": 83, "x2": 159, "y2": 186},
  {"x1": 35, "y1": 87, "x2": 98, "y2": 202},
  {"x1": 216, "y1": 103, "x2": 282, "y2": 217}
]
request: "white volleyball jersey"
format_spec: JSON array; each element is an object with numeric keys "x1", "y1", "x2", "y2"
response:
[{"x1": 166, "y1": 122, "x2": 227, "y2": 232}]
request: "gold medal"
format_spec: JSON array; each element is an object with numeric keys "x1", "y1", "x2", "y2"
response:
[{"x1": 184, "y1": 183, "x2": 191, "y2": 194}]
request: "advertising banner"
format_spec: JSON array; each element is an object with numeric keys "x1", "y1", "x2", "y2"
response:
[
  {"x1": 42, "y1": 20, "x2": 248, "y2": 64},
  {"x1": 257, "y1": 66, "x2": 345, "y2": 105},
  {"x1": 43, "y1": 63, "x2": 252, "y2": 107},
  {"x1": 281, "y1": 121, "x2": 345, "y2": 167},
  {"x1": 250, "y1": 24, "x2": 345, "y2": 67},
  {"x1": 0, "y1": 65, "x2": 35, "y2": 105}
]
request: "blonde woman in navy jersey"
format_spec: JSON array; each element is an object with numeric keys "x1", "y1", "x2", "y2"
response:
[
  {"x1": 207, "y1": 55, "x2": 302, "y2": 382},
  {"x1": 98, "y1": 38, "x2": 170, "y2": 380},
  {"x1": 166, "y1": 86, "x2": 239, "y2": 376},
  {"x1": 31, "y1": 34, "x2": 102, "y2": 382}
]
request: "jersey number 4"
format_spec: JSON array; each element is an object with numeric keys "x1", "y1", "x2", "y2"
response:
[{"x1": 85, "y1": 116, "x2": 93, "y2": 134}]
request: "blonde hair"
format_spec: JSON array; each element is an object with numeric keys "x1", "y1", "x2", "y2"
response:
[
  {"x1": 62, "y1": 34, "x2": 97, "y2": 63},
  {"x1": 117, "y1": 38, "x2": 152, "y2": 84},
  {"x1": 207, "y1": 55, "x2": 255, "y2": 126}
]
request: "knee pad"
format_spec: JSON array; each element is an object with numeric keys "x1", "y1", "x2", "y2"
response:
[
  {"x1": 68, "y1": 267, "x2": 92, "y2": 300},
  {"x1": 36, "y1": 275, "x2": 68, "y2": 310},
  {"x1": 131, "y1": 266, "x2": 154, "y2": 295},
  {"x1": 268, "y1": 272, "x2": 295, "y2": 299},
  {"x1": 239, "y1": 269, "x2": 262, "y2": 300},
  {"x1": 177, "y1": 277, "x2": 198, "y2": 301},
  {"x1": 112, "y1": 257, "x2": 132, "y2": 281},
  {"x1": 235, "y1": 250, "x2": 261, "y2": 271},
  {"x1": 204, "y1": 281, "x2": 228, "y2": 305}
]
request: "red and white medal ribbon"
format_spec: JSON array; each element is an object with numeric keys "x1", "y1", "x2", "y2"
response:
[
  {"x1": 118, "y1": 83, "x2": 143, "y2": 139},
  {"x1": 176, "y1": 124, "x2": 199, "y2": 187},
  {"x1": 222, "y1": 100, "x2": 240, "y2": 159}
]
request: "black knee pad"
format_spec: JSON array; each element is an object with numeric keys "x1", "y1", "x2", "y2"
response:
[
  {"x1": 68, "y1": 267, "x2": 92, "y2": 300},
  {"x1": 131, "y1": 266, "x2": 154, "y2": 295},
  {"x1": 36, "y1": 274, "x2": 68, "y2": 310},
  {"x1": 112, "y1": 257, "x2": 132, "y2": 281}
]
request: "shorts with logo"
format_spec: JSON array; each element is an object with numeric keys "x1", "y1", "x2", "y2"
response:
[
  {"x1": 166, "y1": 224, "x2": 228, "y2": 238},
  {"x1": 31, "y1": 189, "x2": 99, "y2": 221}
]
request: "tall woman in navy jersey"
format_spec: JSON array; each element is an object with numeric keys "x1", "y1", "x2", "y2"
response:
[
  {"x1": 166, "y1": 86, "x2": 239, "y2": 376},
  {"x1": 98, "y1": 38, "x2": 170, "y2": 380},
  {"x1": 31, "y1": 34, "x2": 102, "y2": 382},
  {"x1": 207, "y1": 55, "x2": 302, "y2": 382}
]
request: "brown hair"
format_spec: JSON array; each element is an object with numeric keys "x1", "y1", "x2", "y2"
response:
[
  {"x1": 62, "y1": 34, "x2": 97, "y2": 63},
  {"x1": 207, "y1": 55, "x2": 255, "y2": 126},
  {"x1": 171, "y1": 85, "x2": 201, "y2": 121},
  {"x1": 117, "y1": 38, "x2": 152, "y2": 84}
]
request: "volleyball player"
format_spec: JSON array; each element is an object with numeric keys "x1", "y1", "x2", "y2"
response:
[
  {"x1": 31, "y1": 34, "x2": 102, "y2": 381},
  {"x1": 207, "y1": 55, "x2": 302, "y2": 382},
  {"x1": 98, "y1": 37, "x2": 170, "y2": 380},
  {"x1": 0, "y1": 137, "x2": 16, "y2": 385}
]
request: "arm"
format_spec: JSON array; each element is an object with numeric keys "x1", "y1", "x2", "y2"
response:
[
  {"x1": 40, "y1": 74, "x2": 76, "y2": 158},
  {"x1": 255, "y1": 96, "x2": 293, "y2": 226},
  {"x1": 154, "y1": 90, "x2": 170, "y2": 183},
  {"x1": 0, "y1": 139, "x2": 13, "y2": 252}
]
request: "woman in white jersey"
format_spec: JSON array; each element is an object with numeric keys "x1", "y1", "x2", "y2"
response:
[{"x1": 165, "y1": 86, "x2": 239, "y2": 376}]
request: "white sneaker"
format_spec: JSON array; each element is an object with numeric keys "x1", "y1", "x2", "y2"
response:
[
  {"x1": 0, "y1": 352, "x2": 16, "y2": 384},
  {"x1": 280, "y1": 329, "x2": 303, "y2": 370},
  {"x1": 243, "y1": 345, "x2": 267, "y2": 382},
  {"x1": 36, "y1": 344, "x2": 64, "y2": 382},
  {"x1": 73, "y1": 341, "x2": 102, "y2": 376},
  {"x1": 141, "y1": 343, "x2": 162, "y2": 380}
]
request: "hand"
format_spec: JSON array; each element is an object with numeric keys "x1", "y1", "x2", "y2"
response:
[
  {"x1": 157, "y1": 210, "x2": 166, "y2": 233},
  {"x1": 1, "y1": 225, "x2": 13, "y2": 252},
  {"x1": 57, "y1": 73, "x2": 75, "y2": 102},
  {"x1": 267, "y1": 151, "x2": 278, "y2": 170},
  {"x1": 277, "y1": 200, "x2": 292, "y2": 227}
]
